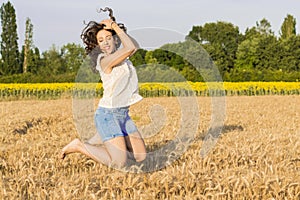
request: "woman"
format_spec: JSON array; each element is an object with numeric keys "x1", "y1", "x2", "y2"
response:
[{"x1": 61, "y1": 8, "x2": 146, "y2": 168}]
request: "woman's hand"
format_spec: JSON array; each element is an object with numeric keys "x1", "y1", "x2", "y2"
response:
[
  {"x1": 100, "y1": 19, "x2": 115, "y2": 30},
  {"x1": 98, "y1": 18, "x2": 137, "y2": 73}
]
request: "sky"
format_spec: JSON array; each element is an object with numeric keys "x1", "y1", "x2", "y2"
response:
[{"x1": 2, "y1": 0, "x2": 300, "y2": 52}]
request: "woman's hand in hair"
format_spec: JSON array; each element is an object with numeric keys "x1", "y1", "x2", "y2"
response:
[{"x1": 100, "y1": 19, "x2": 115, "y2": 30}]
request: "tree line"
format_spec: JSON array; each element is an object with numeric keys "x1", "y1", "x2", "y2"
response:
[{"x1": 0, "y1": 1, "x2": 299, "y2": 83}]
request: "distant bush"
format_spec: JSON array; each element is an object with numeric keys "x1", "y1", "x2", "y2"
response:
[{"x1": 0, "y1": 72, "x2": 78, "y2": 83}]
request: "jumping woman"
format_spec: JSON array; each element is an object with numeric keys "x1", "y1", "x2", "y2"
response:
[{"x1": 61, "y1": 7, "x2": 146, "y2": 168}]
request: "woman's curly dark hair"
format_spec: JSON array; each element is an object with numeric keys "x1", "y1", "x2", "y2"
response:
[{"x1": 80, "y1": 7, "x2": 127, "y2": 73}]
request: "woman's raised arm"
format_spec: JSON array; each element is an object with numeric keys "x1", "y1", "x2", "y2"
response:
[{"x1": 99, "y1": 19, "x2": 138, "y2": 73}]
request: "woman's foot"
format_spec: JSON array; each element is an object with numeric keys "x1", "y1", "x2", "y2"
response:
[{"x1": 60, "y1": 138, "x2": 83, "y2": 159}]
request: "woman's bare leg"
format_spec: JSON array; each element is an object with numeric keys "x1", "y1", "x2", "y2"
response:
[
  {"x1": 125, "y1": 132, "x2": 147, "y2": 162},
  {"x1": 86, "y1": 133, "x2": 103, "y2": 145},
  {"x1": 61, "y1": 137, "x2": 128, "y2": 168}
]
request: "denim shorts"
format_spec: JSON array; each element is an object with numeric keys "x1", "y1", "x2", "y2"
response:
[{"x1": 94, "y1": 106, "x2": 138, "y2": 142}]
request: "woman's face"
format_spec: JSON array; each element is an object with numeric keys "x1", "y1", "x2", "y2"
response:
[{"x1": 96, "y1": 29, "x2": 116, "y2": 55}]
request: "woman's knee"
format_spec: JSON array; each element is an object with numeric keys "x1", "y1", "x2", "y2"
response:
[
  {"x1": 110, "y1": 152, "x2": 127, "y2": 168},
  {"x1": 104, "y1": 137, "x2": 128, "y2": 168},
  {"x1": 134, "y1": 153, "x2": 146, "y2": 162}
]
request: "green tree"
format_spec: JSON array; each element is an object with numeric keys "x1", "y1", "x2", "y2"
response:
[
  {"x1": 187, "y1": 21, "x2": 242, "y2": 75},
  {"x1": 161, "y1": 40, "x2": 219, "y2": 82},
  {"x1": 61, "y1": 43, "x2": 86, "y2": 73},
  {"x1": 130, "y1": 49, "x2": 147, "y2": 67},
  {"x1": 244, "y1": 27, "x2": 260, "y2": 40},
  {"x1": 280, "y1": 14, "x2": 296, "y2": 40},
  {"x1": 186, "y1": 26, "x2": 201, "y2": 42},
  {"x1": 0, "y1": 1, "x2": 20, "y2": 75},
  {"x1": 40, "y1": 45, "x2": 64, "y2": 76},
  {"x1": 235, "y1": 18, "x2": 277, "y2": 75},
  {"x1": 23, "y1": 17, "x2": 34, "y2": 73},
  {"x1": 180, "y1": 66, "x2": 202, "y2": 82},
  {"x1": 136, "y1": 64, "x2": 185, "y2": 82},
  {"x1": 235, "y1": 37, "x2": 260, "y2": 70},
  {"x1": 144, "y1": 51, "x2": 157, "y2": 64},
  {"x1": 279, "y1": 35, "x2": 300, "y2": 72},
  {"x1": 256, "y1": 18, "x2": 273, "y2": 36},
  {"x1": 152, "y1": 49, "x2": 185, "y2": 71},
  {"x1": 255, "y1": 34, "x2": 279, "y2": 70},
  {"x1": 31, "y1": 47, "x2": 42, "y2": 74},
  {"x1": 20, "y1": 46, "x2": 41, "y2": 74}
]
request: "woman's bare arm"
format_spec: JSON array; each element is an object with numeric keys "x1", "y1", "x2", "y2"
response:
[
  {"x1": 100, "y1": 19, "x2": 137, "y2": 73},
  {"x1": 128, "y1": 35, "x2": 140, "y2": 57}
]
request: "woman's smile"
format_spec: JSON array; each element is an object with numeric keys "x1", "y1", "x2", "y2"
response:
[{"x1": 96, "y1": 29, "x2": 116, "y2": 54}]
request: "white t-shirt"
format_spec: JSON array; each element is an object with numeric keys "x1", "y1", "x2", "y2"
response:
[{"x1": 96, "y1": 54, "x2": 143, "y2": 108}]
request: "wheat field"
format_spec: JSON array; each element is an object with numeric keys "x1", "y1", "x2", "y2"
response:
[{"x1": 0, "y1": 96, "x2": 299, "y2": 199}]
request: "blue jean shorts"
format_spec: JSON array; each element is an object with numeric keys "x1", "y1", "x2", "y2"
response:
[{"x1": 94, "y1": 106, "x2": 138, "y2": 142}]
